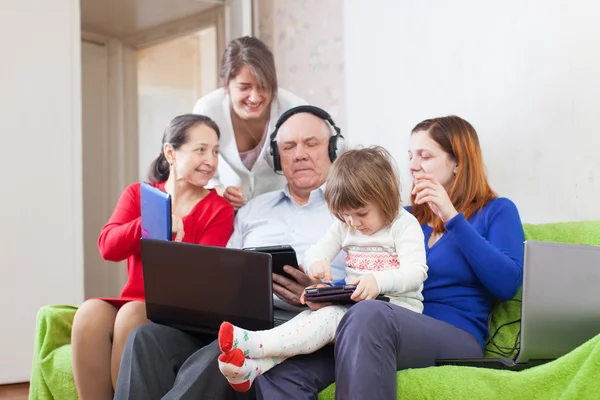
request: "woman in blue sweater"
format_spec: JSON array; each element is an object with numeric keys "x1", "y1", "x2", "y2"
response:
[{"x1": 255, "y1": 115, "x2": 524, "y2": 400}]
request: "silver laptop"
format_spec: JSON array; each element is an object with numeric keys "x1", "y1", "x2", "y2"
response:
[{"x1": 437, "y1": 240, "x2": 600, "y2": 370}]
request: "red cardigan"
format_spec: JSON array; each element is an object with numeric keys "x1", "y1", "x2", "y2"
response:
[{"x1": 97, "y1": 181, "x2": 234, "y2": 307}]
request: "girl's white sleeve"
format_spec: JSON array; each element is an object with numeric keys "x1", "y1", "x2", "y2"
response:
[
  {"x1": 373, "y1": 213, "x2": 428, "y2": 294},
  {"x1": 303, "y1": 220, "x2": 345, "y2": 270}
]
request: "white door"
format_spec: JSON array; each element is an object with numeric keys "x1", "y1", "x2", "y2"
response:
[{"x1": 82, "y1": 40, "x2": 127, "y2": 299}]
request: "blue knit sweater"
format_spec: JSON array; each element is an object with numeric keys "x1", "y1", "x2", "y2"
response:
[{"x1": 408, "y1": 197, "x2": 524, "y2": 348}]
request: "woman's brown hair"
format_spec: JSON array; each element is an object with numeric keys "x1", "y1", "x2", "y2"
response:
[
  {"x1": 220, "y1": 36, "x2": 278, "y2": 100},
  {"x1": 325, "y1": 146, "x2": 401, "y2": 225},
  {"x1": 410, "y1": 115, "x2": 496, "y2": 233}
]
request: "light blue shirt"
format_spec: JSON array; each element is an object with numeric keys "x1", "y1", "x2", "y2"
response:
[{"x1": 227, "y1": 184, "x2": 347, "y2": 310}]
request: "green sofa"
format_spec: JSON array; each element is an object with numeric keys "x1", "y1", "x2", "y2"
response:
[{"x1": 30, "y1": 221, "x2": 600, "y2": 400}]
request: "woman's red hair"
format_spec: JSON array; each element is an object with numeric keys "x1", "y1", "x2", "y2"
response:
[{"x1": 410, "y1": 116, "x2": 496, "y2": 233}]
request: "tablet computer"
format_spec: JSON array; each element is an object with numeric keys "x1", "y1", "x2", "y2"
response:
[
  {"x1": 140, "y1": 182, "x2": 172, "y2": 241},
  {"x1": 304, "y1": 284, "x2": 390, "y2": 305},
  {"x1": 243, "y1": 244, "x2": 299, "y2": 281}
]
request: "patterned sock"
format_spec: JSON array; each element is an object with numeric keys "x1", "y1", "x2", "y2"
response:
[
  {"x1": 218, "y1": 321, "x2": 265, "y2": 358},
  {"x1": 218, "y1": 349, "x2": 284, "y2": 392}
]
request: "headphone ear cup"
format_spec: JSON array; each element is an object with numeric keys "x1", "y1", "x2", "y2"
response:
[
  {"x1": 328, "y1": 135, "x2": 339, "y2": 163},
  {"x1": 269, "y1": 130, "x2": 281, "y2": 173},
  {"x1": 271, "y1": 143, "x2": 281, "y2": 172}
]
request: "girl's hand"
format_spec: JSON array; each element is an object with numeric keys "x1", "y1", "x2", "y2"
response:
[
  {"x1": 412, "y1": 174, "x2": 458, "y2": 223},
  {"x1": 307, "y1": 259, "x2": 333, "y2": 282},
  {"x1": 350, "y1": 274, "x2": 380, "y2": 302}
]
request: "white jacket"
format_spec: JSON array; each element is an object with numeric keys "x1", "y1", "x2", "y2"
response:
[{"x1": 192, "y1": 88, "x2": 306, "y2": 201}]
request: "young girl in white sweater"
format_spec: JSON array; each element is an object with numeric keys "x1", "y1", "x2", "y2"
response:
[{"x1": 216, "y1": 146, "x2": 428, "y2": 392}]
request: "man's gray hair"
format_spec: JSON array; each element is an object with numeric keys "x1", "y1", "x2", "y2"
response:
[{"x1": 275, "y1": 112, "x2": 333, "y2": 143}]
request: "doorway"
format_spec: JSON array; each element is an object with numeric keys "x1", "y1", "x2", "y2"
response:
[{"x1": 137, "y1": 25, "x2": 219, "y2": 181}]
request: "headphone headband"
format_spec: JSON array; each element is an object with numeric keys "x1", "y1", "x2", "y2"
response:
[{"x1": 273, "y1": 105, "x2": 341, "y2": 135}]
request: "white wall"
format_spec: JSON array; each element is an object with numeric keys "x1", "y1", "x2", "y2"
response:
[
  {"x1": 0, "y1": 0, "x2": 83, "y2": 384},
  {"x1": 257, "y1": 0, "x2": 346, "y2": 126},
  {"x1": 344, "y1": 0, "x2": 600, "y2": 224}
]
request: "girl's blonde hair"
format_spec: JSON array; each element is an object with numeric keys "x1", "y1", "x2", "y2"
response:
[{"x1": 325, "y1": 146, "x2": 401, "y2": 225}]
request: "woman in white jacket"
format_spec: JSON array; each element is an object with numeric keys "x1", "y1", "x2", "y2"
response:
[{"x1": 193, "y1": 36, "x2": 306, "y2": 209}]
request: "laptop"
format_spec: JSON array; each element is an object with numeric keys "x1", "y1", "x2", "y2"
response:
[
  {"x1": 140, "y1": 182, "x2": 172, "y2": 241},
  {"x1": 140, "y1": 238, "x2": 291, "y2": 335},
  {"x1": 437, "y1": 240, "x2": 600, "y2": 370}
]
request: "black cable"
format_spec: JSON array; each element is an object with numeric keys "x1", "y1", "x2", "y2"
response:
[{"x1": 485, "y1": 299, "x2": 522, "y2": 356}]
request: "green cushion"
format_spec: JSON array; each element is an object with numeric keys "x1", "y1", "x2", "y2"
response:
[
  {"x1": 523, "y1": 220, "x2": 600, "y2": 247},
  {"x1": 29, "y1": 305, "x2": 78, "y2": 400}
]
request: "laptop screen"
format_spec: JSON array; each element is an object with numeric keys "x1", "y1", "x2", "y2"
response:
[
  {"x1": 140, "y1": 239, "x2": 275, "y2": 333},
  {"x1": 519, "y1": 240, "x2": 600, "y2": 363}
]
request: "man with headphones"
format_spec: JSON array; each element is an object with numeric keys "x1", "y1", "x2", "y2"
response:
[
  {"x1": 115, "y1": 105, "x2": 348, "y2": 400},
  {"x1": 242, "y1": 104, "x2": 347, "y2": 309}
]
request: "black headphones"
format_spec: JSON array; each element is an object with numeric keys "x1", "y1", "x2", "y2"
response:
[{"x1": 269, "y1": 105, "x2": 344, "y2": 173}]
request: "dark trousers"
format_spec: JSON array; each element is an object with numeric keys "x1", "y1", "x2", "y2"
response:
[
  {"x1": 256, "y1": 300, "x2": 483, "y2": 400},
  {"x1": 114, "y1": 323, "x2": 255, "y2": 400}
]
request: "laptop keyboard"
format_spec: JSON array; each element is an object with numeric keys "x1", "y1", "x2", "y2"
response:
[{"x1": 274, "y1": 318, "x2": 286, "y2": 327}]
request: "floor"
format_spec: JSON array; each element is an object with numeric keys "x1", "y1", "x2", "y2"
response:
[{"x1": 0, "y1": 383, "x2": 29, "y2": 400}]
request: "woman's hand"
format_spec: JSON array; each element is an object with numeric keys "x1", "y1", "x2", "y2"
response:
[
  {"x1": 412, "y1": 174, "x2": 458, "y2": 223},
  {"x1": 171, "y1": 214, "x2": 185, "y2": 242},
  {"x1": 169, "y1": 164, "x2": 185, "y2": 241},
  {"x1": 350, "y1": 274, "x2": 380, "y2": 302},
  {"x1": 307, "y1": 259, "x2": 333, "y2": 282},
  {"x1": 223, "y1": 186, "x2": 246, "y2": 210}
]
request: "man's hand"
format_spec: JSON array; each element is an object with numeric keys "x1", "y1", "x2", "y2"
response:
[{"x1": 272, "y1": 265, "x2": 320, "y2": 307}]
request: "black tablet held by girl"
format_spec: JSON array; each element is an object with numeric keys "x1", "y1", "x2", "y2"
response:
[{"x1": 304, "y1": 285, "x2": 390, "y2": 305}]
